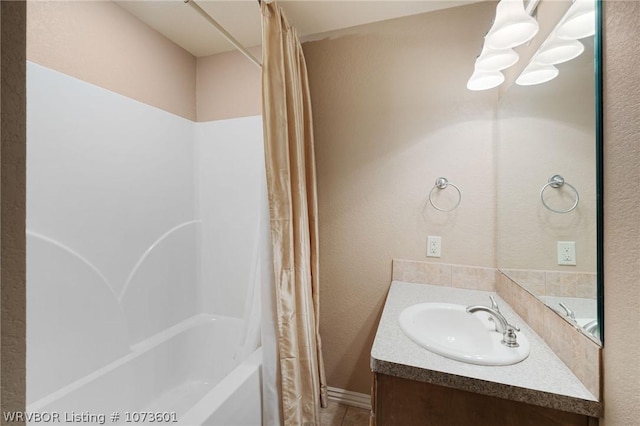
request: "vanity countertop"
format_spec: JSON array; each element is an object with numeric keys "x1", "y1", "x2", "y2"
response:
[{"x1": 370, "y1": 281, "x2": 602, "y2": 417}]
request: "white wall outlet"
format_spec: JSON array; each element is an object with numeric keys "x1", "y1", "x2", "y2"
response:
[
  {"x1": 427, "y1": 236, "x2": 441, "y2": 258},
  {"x1": 557, "y1": 241, "x2": 576, "y2": 266}
]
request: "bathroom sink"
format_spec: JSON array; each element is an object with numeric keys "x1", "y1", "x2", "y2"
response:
[{"x1": 398, "y1": 303, "x2": 530, "y2": 366}]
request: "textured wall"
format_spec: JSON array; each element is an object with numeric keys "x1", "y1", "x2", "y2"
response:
[
  {"x1": 196, "y1": 47, "x2": 262, "y2": 122},
  {"x1": 601, "y1": 1, "x2": 640, "y2": 424},
  {"x1": 6, "y1": 0, "x2": 639, "y2": 421},
  {"x1": 1, "y1": 1, "x2": 27, "y2": 419},
  {"x1": 26, "y1": 1, "x2": 263, "y2": 123},
  {"x1": 27, "y1": 1, "x2": 197, "y2": 121},
  {"x1": 304, "y1": 2, "x2": 497, "y2": 394}
]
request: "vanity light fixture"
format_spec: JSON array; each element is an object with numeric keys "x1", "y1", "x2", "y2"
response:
[
  {"x1": 514, "y1": 0, "x2": 594, "y2": 86},
  {"x1": 467, "y1": 69, "x2": 505, "y2": 91},
  {"x1": 466, "y1": 0, "x2": 538, "y2": 91},
  {"x1": 515, "y1": 63, "x2": 559, "y2": 86},
  {"x1": 485, "y1": 0, "x2": 539, "y2": 50},
  {"x1": 534, "y1": 36, "x2": 584, "y2": 65},
  {"x1": 475, "y1": 46, "x2": 520, "y2": 71},
  {"x1": 556, "y1": 0, "x2": 596, "y2": 40}
]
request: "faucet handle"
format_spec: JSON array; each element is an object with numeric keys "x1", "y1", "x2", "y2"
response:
[
  {"x1": 486, "y1": 296, "x2": 503, "y2": 330},
  {"x1": 502, "y1": 325, "x2": 520, "y2": 348},
  {"x1": 489, "y1": 296, "x2": 500, "y2": 312},
  {"x1": 488, "y1": 296, "x2": 519, "y2": 331},
  {"x1": 506, "y1": 322, "x2": 520, "y2": 333}
]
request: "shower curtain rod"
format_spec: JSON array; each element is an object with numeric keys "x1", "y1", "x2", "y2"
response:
[{"x1": 184, "y1": 0, "x2": 262, "y2": 69}]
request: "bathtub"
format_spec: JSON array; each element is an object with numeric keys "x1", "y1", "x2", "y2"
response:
[{"x1": 27, "y1": 314, "x2": 262, "y2": 425}]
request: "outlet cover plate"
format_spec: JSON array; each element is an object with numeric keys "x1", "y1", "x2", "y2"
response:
[
  {"x1": 557, "y1": 241, "x2": 576, "y2": 266},
  {"x1": 427, "y1": 236, "x2": 441, "y2": 258}
]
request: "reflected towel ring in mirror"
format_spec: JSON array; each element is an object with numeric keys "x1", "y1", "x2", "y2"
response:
[
  {"x1": 428, "y1": 177, "x2": 462, "y2": 212},
  {"x1": 540, "y1": 174, "x2": 580, "y2": 213}
]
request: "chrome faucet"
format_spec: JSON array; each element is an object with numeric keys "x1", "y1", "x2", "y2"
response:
[
  {"x1": 486, "y1": 295, "x2": 500, "y2": 330},
  {"x1": 582, "y1": 319, "x2": 599, "y2": 337},
  {"x1": 466, "y1": 298, "x2": 521, "y2": 348},
  {"x1": 558, "y1": 302, "x2": 577, "y2": 322},
  {"x1": 490, "y1": 295, "x2": 500, "y2": 313}
]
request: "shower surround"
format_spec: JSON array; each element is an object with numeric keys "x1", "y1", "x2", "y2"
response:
[{"x1": 26, "y1": 62, "x2": 267, "y2": 424}]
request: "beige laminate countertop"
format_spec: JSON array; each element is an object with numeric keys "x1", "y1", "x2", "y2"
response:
[{"x1": 370, "y1": 281, "x2": 602, "y2": 417}]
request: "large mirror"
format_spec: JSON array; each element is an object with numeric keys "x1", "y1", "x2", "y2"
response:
[{"x1": 496, "y1": 1, "x2": 602, "y2": 344}]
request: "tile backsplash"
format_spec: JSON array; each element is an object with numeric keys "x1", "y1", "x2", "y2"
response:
[
  {"x1": 392, "y1": 259, "x2": 496, "y2": 291},
  {"x1": 500, "y1": 269, "x2": 597, "y2": 299},
  {"x1": 497, "y1": 272, "x2": 601, "y2": 399}
]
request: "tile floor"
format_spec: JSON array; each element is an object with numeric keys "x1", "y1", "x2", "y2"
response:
[{"x1": 320, "y1": 401, "x2": 370, "y2": 426}]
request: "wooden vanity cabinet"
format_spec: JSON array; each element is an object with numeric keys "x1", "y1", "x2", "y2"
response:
[{"x1": 371, "y1": 373, "x2": 598, "y2": 426}]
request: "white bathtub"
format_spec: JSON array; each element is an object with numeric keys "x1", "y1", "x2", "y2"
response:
[{"x1": 27, "y1": 314, "x2": 262, "y2": 425}]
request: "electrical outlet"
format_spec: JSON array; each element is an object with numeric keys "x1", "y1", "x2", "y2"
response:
[
  {"x1": 557, "y1": 241, "x2": 576, "y2": 266},
  {"x1": 427, "y1": 236, "x2": 441, "y2": 258}
]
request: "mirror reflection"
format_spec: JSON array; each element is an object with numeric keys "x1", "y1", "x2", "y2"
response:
[{"x1": 496, "y1": 31, "x2": 599, "y2": 342}]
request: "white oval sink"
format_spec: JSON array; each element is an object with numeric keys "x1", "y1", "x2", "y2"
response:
[{"x1": 398, "y1": 303, "x2": 530, "y2": 366}]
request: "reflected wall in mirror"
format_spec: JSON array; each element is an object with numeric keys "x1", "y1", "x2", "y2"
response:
[{"x1": 496, "y1": 3, "x2": 600, "y2": 344}]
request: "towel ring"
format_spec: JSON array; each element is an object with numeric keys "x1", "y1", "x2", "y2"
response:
[
  {"x1": 429, "y1": 177, "x2": 462, "y2": 212},
  {"x1": 540, "y1": 174, "x2": 579, "y2": 214}
]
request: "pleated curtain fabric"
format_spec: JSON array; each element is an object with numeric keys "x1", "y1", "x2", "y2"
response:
[{"x1": 261, "y1": 2, "x2": 328, "y2": 426}]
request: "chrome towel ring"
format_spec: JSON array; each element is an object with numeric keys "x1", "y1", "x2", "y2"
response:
[
  {"x1": 540, "y1": 174, "x2": 579, "y2": 214},
  {"x1": 428, "y1": 177, "x2": 462, "y2": 212}
]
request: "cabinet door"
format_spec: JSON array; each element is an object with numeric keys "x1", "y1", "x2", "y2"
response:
[{"x1": 373, "y1": 374, "x2": 593, "y2": 426}]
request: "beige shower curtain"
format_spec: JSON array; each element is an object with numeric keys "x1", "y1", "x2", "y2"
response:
[{"x1": 261, "y1": 1, "x2": 328, "y2": 425}]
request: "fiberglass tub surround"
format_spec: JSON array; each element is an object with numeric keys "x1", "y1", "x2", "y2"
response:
[
  {"x1": 26, "y1": 62, "x2": 268, "y2": 422},
  {"x1": 27, "y1": 315, "x2": 262, "y2": 425}
]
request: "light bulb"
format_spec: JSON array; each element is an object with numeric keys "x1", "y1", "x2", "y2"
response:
[
  {"x1": 556, "y1": 0, "x2": 596, "y2": 40},
  {"x1": 516, "y1": 63, "x2": 559, "y2": 86},
  {"x1": 485, "y1": 0, "x2": 539, "y2": 50},
  {"x1": 467, "y1": 69, "x2": 505, "y2": 91},
  {"x1": 475, "y1": 46, "x2": 519, "y2": 71},
  {"x1": 535, "y1": 37, "x2": 584, "y2": 65}
]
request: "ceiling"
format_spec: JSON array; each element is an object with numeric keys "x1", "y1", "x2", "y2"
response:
[{"x1": 115, "y1": 1, "x2": 482, "y2": 58}]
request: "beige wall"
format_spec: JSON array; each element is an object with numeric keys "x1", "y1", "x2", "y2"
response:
[
  {"x1": 602, "y1": 1, "x2": 640, "y2": 424},
  {"x1": 1, "y1": 1, "x2": 27, "y2": 420},
  {"x1": 27, "y1": 1, "x2": 197, "y2": 121},
  {"x1": 196, "y1": 47, "x2": 262, "y2": 122},
  {"x1": 6, "y1": 1, "x2": 640, "y2": 422},
  {"x1": 304, "y1": 2, "x2": 497, "y2": 394},
  {"x1": 26, "y1": 1, "x2": 262, "y2": 123},
  {"x1": 497, "y1": 50, "x2": 597, "y2": 273}
]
